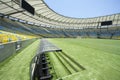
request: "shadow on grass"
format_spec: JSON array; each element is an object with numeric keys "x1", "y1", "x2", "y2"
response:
[{"x1": 60, "y1": 51, "x2": 86, "y2": 70}]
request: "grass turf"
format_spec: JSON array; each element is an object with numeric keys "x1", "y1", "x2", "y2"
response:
[
  {"x1": 0, "y1": 40, "x2": 40, "y2": 80},
  {"x1": 48, "y1": 38, "x2": 120, "y2": 80}
]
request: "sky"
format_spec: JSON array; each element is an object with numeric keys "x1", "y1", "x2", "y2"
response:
[{"x1": 44, "y1": 0, "x2": 120, "y2": 18}]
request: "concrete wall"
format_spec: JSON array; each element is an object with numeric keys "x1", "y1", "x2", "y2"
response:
[
  {"x1": 0, "y1": 38, "x2": 37, "y2": 62},
  {"x1": 0, "y1": 42, "x2": 16, "y2": 62}
]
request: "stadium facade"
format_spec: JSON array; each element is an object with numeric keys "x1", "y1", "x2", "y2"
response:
[{"x1": 0, "y1": 0, "x2": 120, "y2": 39}]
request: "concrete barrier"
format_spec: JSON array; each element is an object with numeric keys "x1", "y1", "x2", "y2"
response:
[{"x1": 0, "y1": 38, "x2": 37, "y2": 62}]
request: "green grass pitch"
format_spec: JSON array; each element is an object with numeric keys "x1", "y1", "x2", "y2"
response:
[
  {"x1": 0, "y1": 38, "x2": 120, "y2": 80},
  {"x1": 48, "y1": 38, "x2": 120, "y2": 80}
]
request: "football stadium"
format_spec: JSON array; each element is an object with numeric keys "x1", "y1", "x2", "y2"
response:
[{"x1": 0, "y1": 0, "x2": 120, "y2": 80}]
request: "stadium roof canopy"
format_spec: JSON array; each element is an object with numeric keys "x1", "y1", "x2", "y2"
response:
[{"x1": 0, "y1": 0, "x2": 119, "y2": 28}]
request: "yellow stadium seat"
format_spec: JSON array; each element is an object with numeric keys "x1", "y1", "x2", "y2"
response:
[{"x1": 0, "y1": 30, "x2": 37, "y2": 44}]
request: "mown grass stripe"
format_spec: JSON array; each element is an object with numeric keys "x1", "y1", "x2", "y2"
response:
[{"x1": 61, "y1": 51, "x2": 85, "y2": 70}]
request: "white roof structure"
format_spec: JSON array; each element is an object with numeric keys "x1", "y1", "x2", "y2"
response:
[{"x1": 0, "y1": 0, "x2": 120, "y2": 28}]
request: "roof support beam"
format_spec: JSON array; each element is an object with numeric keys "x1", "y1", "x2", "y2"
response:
[{"x1": 6, "y1": 10, "x2": 25, "y2": 15}]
